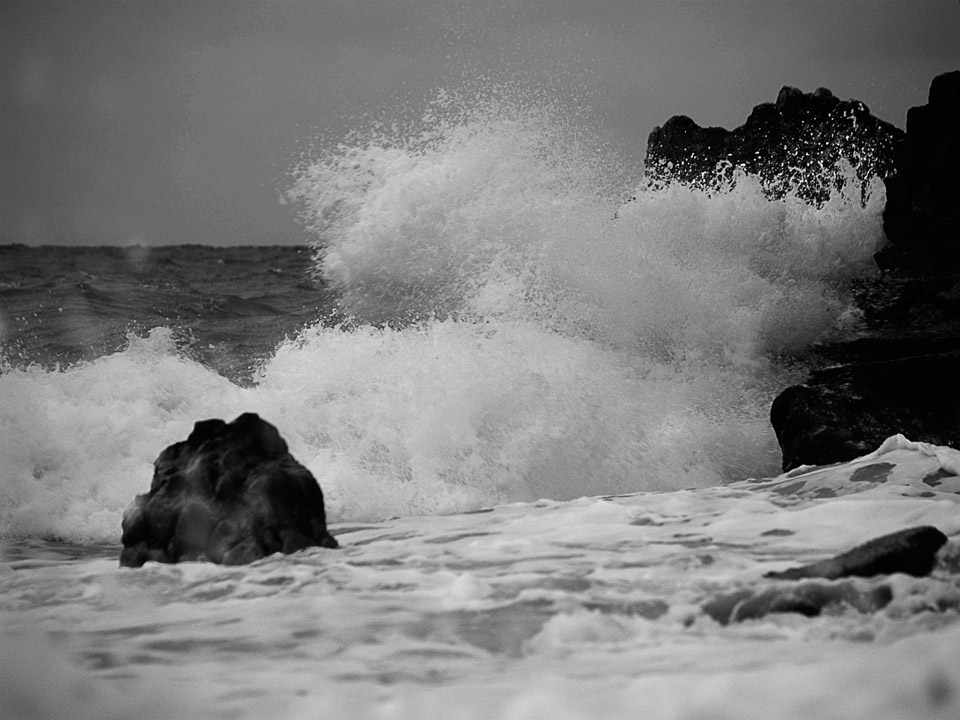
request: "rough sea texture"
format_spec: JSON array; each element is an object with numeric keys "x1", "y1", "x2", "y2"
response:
[
  {"x1": 2, "y1": 100, "x2": 959, "y2": 718},
  {"x1": 0, "y1": 244, "x2": 328, "y2": 385}
]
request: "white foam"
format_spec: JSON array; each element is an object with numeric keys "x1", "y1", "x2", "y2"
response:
[
  {"x1": 0, "y1": 329, "x2": 245, "y2": 542},
  {"x1": 0, "y1": 320, "x2": 773, "y2": 542}
]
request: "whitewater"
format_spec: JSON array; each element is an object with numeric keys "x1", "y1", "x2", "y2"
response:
[{"x1": 3, "y1": 98, "x2": 959, "y2": 718}]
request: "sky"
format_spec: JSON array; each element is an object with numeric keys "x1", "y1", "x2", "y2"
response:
[{"x1": 2, "y1": 0, "x2": 958, "y2": 247}]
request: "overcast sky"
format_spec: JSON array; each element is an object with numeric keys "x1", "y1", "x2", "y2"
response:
[{"x1": 2, "y1": 0, "x2": 958, "y2": 246}]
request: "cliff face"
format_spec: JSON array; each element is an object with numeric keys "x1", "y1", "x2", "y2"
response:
[
  {"x1": 879, "y1": 70, "x2": 960, "y2": 275},
  {"x1": 769, "y1": 71, "x2": 960, "y2": 470},
  {"x1": 644, "y1": 85, "x2": 904, "y2": 204}
]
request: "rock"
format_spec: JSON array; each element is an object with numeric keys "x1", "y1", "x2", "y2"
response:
[
  {"x1": 878, "y1": 70, "x2": 960, "y2": 274},
  {"x1": 643, "y1": 85, "x2": 903, "y2": 204},
  {"x1": 703, "y1": 526, "x2": 947, "y2": 625},
  {"x1": 769, "y1": 71, "x2": 960, "y2": 470},
  {"x1": 703, "y1": 580, "x2": 892, "y2": 625},
  {"x1": 765, "y1": 525, "x2": 948, "y2": 581},
  {"x1": 770, "y1": 351, "x2": 960, "y2": 471},
  {"x1": 120, "y1": 413, "x2": 338, "y2": 567}
]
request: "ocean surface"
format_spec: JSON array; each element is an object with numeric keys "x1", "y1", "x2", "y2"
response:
[{"x1": 3, "y1": 101, "x2": 959, "y2": 718}]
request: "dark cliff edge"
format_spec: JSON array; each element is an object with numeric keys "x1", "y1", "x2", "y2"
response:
[
  {"x1": 644, "y1": 71, "x2": 960, "y2": 471},
  {"x1": 772, "y1": 71, "x2": 960, "y2": 470}
]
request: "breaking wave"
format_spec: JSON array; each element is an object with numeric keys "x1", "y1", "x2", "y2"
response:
[{"x1": 0, "y1": 91, "x2": 888, "y2": 542}]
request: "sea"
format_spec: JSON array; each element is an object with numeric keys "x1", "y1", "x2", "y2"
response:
[{"x1": 2, "y1": 98, "x2": 960, "y2": 719}]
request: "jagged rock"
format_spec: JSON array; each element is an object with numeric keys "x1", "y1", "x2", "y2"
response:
[
  {"x1": 765, "y1": 525, "x2": 948, "y2": 581},
  {"x1": 120, "y1": 413, "x2": 337, "y2": 567},
  {"x1": 644, "y1": 85, "x2": 903, "y2": 203},
  {"x1": 703, "y1": 580, "x2": 892, "y2": 625}
]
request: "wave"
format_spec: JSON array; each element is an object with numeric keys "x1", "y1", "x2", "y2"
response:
[
  {"x1": 0, "y1": 92, "x2": 888, "y2": 543},
  {"x1": 287, "y1": 93, "x2": 885, "y2": 362}
]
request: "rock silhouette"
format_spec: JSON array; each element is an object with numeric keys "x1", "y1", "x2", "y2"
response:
[{"x1": 120, "y1": 413, "x2": 337, "y2": 567}]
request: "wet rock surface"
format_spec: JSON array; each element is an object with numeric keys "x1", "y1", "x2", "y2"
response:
[
  {"x1": 120, "y1": 413, "x2": 338, "y2": 567},
  {"x1": 765, "y1": 525, "x2": 948, "y2": 581}
]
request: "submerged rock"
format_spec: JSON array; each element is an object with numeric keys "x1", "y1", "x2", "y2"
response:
[
  {"x1": 703, "y1": 580, "x2": 893, "y2": 626},
  {"x1": 120, "y1": 413, "x2": 337, "y2": 567},
  {"x1": 769, "y1": 71, "x2": 960, "y2": 470},
  {"x1": 703, "y1": 525, "x2": 947, "y2": 625},
  {"x1": 765, "y1": 525, "x2": 948, "y2": 581}
]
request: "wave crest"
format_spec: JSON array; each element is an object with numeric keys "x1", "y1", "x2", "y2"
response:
[{"x1": 288, "y1": 94, "x2": 885, "y2": 366}]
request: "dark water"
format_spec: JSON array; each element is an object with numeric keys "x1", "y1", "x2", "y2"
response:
[{"x1": 0, "y1": 244, "x2": 332, "y2": 384}]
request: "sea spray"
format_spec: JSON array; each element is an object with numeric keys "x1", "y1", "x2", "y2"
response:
[
  {"x1": 287, "y1": 96, "x2": 885, "y2": 358},
  {"x1": 258, "y1": 319, "x2": 776, "y2": 521},
  {"x1": 287, "y1": 93, "x2": 616, "y2": 328},
  {"x1": 600, "y1": 163, "x2": 885, "y2": 362}
]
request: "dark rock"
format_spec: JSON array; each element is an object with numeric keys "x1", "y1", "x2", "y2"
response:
[
  {"x1": 770, "y1": 351, "x2": 960, "y2": 471},
  {"x1": 120, "y1": 413, "x2": 338, "y2": 567},
  {"x1": 769, "y1": 71, "x2": 960, "y2": 470},
  {"x1": 644, "y1": 85, "x2": 903, "y2": 204},
  {"x1": 765, "y1": 525, "x2": 948, "y2": 581},
  {"x1": 703, "y1": 580, "x2": 892, "y2": 625},
  {"x1": 878, "y1": 70, "x2": 960, "y2": 275}
]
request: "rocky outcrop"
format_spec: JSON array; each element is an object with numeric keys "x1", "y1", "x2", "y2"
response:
[
  {"x1": 642, "y1": 73, "x2": 960, "y2": 470},
  {"x1": 120, "y1": 413, "x2": 337, "y2": 567},
  {"x1": 644, "y1": 85, "x2": 903, "y2": 203},
  {"x1": 769, "y1": 71, "x2": 960, "y2": 470}
]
